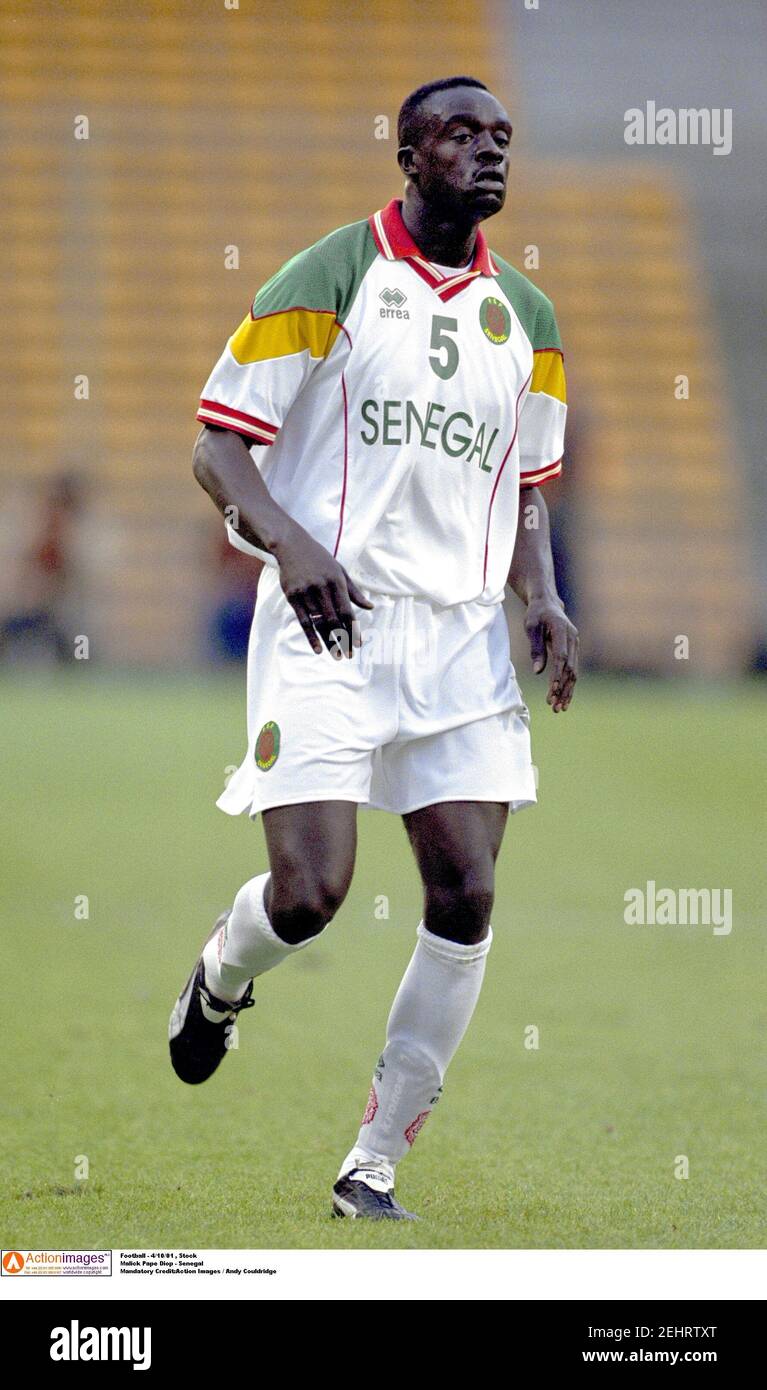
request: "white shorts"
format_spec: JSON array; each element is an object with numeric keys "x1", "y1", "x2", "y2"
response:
[{"x1": 217, "y1": 565, "x2": 537, "y2": 819}]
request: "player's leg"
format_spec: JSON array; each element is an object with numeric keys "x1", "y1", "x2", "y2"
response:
[
  {"x1": 332, "y1": 799, "x2": 507, "y2": 1220},
  {"x1": 206, "y1": 798, "x2": 357, "y2": 989},
  {"x1": 264, "y1": 799, "x2": 357, "y2": 942},
  {"x1": 402, "y1": 798, "x2": 507, "y2": 942},
  {"x1": 169, "y1": 800, "x2": 357, "y2": 1084}
]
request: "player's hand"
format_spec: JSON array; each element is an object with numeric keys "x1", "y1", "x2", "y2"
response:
[
  {"x1": 274, "y1": 529, "x2": 374, "y2": 658},
  {"x1": 524, "y1": 597, "x2": 578, "y2": 712}
]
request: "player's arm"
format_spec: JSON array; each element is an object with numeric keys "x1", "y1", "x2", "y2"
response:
[
  {"x1": 508, "y1": 485, "x2": 578, "y2": 713},
  {"x1": 192, "y1": 424, "x2": 372, "y2": 657}
]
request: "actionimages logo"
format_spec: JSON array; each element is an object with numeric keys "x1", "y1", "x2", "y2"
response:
[
  {"x1": 1, "y1": 1248, "x2": 111, "y2": 1276},
  {"x1": 50, "y1": 1320, "x2": 151, "y2": 1372}
]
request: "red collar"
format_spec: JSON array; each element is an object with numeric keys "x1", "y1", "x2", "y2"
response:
[{"x1": 369, "y1": 198, "x2": 500, "y2": 302}]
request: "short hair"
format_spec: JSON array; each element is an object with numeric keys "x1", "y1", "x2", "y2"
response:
[{"x1": 397, "y1": 76, "x2": 489, "y2": 149}]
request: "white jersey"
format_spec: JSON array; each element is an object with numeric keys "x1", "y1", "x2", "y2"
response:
[{"x1": 197, "y1": 198, "x2": 566, "y2": 606}]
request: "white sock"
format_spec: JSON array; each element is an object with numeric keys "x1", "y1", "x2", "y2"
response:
[
  {"x1": 337, "y1": 1146, "x2": 396, "y2": 1191},
  {"x1": 339, "y1": 922, "x2": 492, "y2": 1176},
  {"x1": 202, "y1": 872, "x2": 315, "y2": 1004}
]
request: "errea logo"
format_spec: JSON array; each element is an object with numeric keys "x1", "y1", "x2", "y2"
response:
[
  {"x1": 50, "y1": 1320, "x2": 151, "y2": 1371},
  {"x1": 379, "y1": 287, "x2": 406, "y2": 307},
  {"x1": 379, "y1": 287, "x2": 409, "y2": 320}
]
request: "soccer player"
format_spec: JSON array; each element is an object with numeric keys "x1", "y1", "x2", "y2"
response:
[{"x1": 169, "y1": 76, "x2": 578, "y2": 1220}]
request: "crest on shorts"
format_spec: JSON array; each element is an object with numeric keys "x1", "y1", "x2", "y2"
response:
[
  {"x1": 255, "y1": 720, "x2": 280, "y2": 771},
  {"x1": 479, "y1": 296, "x2": 511, "y2": 344}
]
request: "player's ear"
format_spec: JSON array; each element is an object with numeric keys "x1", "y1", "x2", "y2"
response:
[{"x1": 397, "y1": 144, "x2": 417, "y2": 176}]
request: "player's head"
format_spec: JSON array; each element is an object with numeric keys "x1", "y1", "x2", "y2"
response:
[{"x1": 397, "y1": 77, "x2": 512, "y2": 220}]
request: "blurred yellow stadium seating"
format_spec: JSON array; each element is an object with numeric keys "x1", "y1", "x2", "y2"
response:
[{"x1": 0, "y1": 0, "x2": 750, "y2": 672}]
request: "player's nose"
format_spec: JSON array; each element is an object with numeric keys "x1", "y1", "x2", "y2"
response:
[{"x1": 474, "y1": 142, "x2": 505, "y2": 171}]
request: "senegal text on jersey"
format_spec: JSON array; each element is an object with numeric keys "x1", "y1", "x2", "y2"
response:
[{"x1": 360, "y1": 399, "x2": 499, "y2": 472}]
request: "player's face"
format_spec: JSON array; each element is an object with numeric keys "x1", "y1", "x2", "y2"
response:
[{"x1": 405, "y1": 87, "x2": 512, "y2": 219}]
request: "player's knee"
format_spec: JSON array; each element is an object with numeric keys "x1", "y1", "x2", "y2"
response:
[
  {"x1": 268, "y1": 861, "x2": 351, "y2": 944},
  {"x1": 424, "y1": 865, "x2": 495, "y2": 944}
]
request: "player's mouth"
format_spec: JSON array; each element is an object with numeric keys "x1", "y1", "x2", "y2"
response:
[{"x1": 473, "y1": 170, "x2": 505, "y2": 190}]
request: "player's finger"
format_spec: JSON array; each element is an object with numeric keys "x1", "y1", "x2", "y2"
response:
[
  {"x1": 344, "y1": 571, "x2": 375, "y2": 611},
  {"x1": 287, "y1": 595, "x2": 323, "y2": 654},
  {"x1": 556, "y1": 649, "x2": 578, "y2": 710},
  {"x1": 308, "y1": 585, "x2": 347, "y2": 659},
  {"x1": 552, "y1": 667, "x2": 576, "y2": 712},
  {"x1": 546, "y1": 621, "x2": 568, "y2": 702},
  {"x1": 553, "y1": 641, "x2": 579, "y2": 709},
  {"x1": 552, "y1": 630, "x2": 578, "y2": 711},
  {"x1": 325, "y1": 578, "x2": 358, "y2": 659},
  {"x1": 527, "y1": 620, "x2": 547, "y2": 673},
  {"x1": 564, "y1": 626, "x2": 578, "y2": 681},
  {"x1": 313, "y1": 581, "x2": 358, "y2": 661},
  {"x1": 546, "y1": 680, "x2": 561, "y2": 709}
]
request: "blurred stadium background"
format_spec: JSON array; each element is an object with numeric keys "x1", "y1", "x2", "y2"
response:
[
  {"x1": 0, "y1": 0, "x2": 763, "y2": 672},
  {"x1": 1, "y1": 0, "x2": 764, "y2": 1250}
]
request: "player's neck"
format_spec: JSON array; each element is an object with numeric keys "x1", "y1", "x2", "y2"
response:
[{"x1": 400, "y1": 191, "x2": 479, "y2": 269}]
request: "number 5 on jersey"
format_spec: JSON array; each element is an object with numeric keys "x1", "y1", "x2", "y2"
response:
[{"x1": 429, "y1": 316, "x2": 459, "y2": 380}]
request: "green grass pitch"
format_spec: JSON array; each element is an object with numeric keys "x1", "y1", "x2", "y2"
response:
[{"x1": 0, "y1": 672, "x2": 763, "y2": 1249}]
